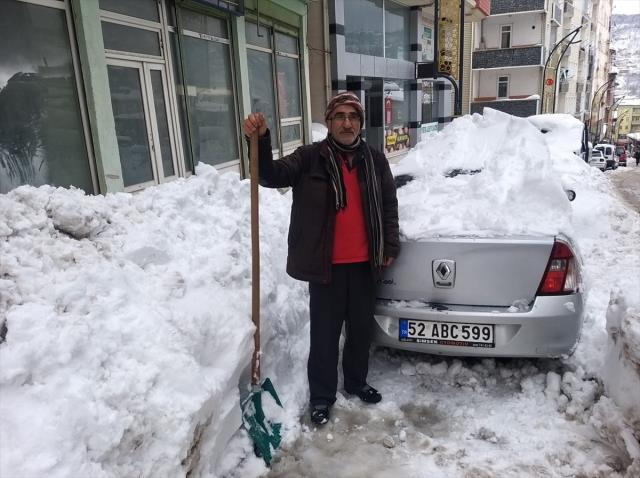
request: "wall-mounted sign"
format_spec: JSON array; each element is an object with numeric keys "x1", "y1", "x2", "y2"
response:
[{"x1": 421, "y1": 25, "x2": 434, "y2": 62}]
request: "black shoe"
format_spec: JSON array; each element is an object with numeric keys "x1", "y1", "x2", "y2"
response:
[
  {"x1": 310, "y1": 405, "x2": 330, "y2": 425},
  {"x1": 346, "y1": 385, "x2": 382, "y2": 404}
]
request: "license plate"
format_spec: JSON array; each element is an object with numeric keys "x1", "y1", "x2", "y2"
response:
[{"x1": 399, "y1": 319, "x2": 495, "y2": 348}]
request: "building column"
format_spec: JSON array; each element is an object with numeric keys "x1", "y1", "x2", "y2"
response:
[
  {"x1": 408, "y1": 7, "x2": 422, "y2": 147},
  {"x1": 328, "y1": 0, "x2": 347, "y2": 96},
  {"x1": 70, "y1": 0, "x2": 123, "y2": 193}
]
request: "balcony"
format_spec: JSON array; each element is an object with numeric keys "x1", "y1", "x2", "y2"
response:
[
  {"x1": 472, "y1": 45, "x2": 543, "y2": 69},
  {"x1": 471, "y1": 99, "x2": 539, "y2": 117},
  {"x1": 551, "y1": 1, "x2": 563, "y2": 26},
  {"x1": 564, "y1": 0, "x2": 574, "y2": 18},
  {"x1": 559, "y1": 80, "x2": 569, "y2": 93},
  {"x1": 490, "y1": 0, "x2": 544, "y2": 15}
]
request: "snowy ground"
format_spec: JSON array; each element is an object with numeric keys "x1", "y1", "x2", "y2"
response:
[{"x1": 1, "y1": 110, "x2": 639, "y2": 478}]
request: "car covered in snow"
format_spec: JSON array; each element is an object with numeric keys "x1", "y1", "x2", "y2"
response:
[{"x1": 372, "y1": 109, "x2": 585, "y2": 358}]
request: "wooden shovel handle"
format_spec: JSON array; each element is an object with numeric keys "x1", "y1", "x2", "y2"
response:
[{"x1": 250, "y1": 132, "x2": 261, "y2": 386}]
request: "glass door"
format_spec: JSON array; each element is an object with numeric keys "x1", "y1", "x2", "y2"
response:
[{"x1": 107, "y1": 59, "x2": 178, "y2": 190}]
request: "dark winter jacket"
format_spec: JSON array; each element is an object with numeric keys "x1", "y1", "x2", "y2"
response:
[{"x1": 255, "y1": 132, "x2": 400, "y2": 284}]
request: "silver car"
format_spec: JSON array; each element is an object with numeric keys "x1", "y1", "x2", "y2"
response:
[{"x1": 374, "y1": 234, "x2": 584, "y2": 358}]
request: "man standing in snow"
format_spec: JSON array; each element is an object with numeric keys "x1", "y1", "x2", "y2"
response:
[{"x1": 243, "y1": 92, "x2": 400, "y2": 426}]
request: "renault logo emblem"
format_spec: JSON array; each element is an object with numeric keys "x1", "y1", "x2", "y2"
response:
[{"x1": 432, "y1": 260, "x2": 456, "y2": 288}]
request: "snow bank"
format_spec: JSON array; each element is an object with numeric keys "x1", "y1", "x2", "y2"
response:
[
  {"x1": 311, "y1": 122, "x2": 328, "y2": 142},
  {"x1": 392, "y1": 108, "x2": 590, "y2": 239},
  {"x1": 0, "y1": 166, "x2": 309, "y2": 477}
]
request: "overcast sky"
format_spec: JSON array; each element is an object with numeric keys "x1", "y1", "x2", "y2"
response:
[{"x1": 613, "y1": 0, "x2": 640, "y2": 15}]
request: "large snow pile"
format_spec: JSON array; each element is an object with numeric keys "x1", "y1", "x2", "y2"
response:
[
  {"x1": 393, "y1": 109, "x2": 592, "y2": 239},
  {"x1": 0, "y1": 168, "x2": 309, "y2": 477}
]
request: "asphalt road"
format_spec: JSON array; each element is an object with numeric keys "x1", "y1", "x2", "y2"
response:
[{"x1": 609, "y1": 162, "x2": 640, "y2": 212}]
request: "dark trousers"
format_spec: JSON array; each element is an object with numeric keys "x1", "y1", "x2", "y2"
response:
[{"x1": 308, "y1": 262, "x2": 375, "y2": 406}]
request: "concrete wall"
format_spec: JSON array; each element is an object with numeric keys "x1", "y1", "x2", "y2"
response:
[
  {"x1": 307, "y1": 0, "x2": 330, "y2": 124},
  {"x1": 475, "y1": 67, "x2": 541, "y2": 98}
]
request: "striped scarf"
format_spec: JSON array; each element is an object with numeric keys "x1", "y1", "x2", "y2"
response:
[{"x1": 325, "y1": 135, "x2": 385, "y2": 268}]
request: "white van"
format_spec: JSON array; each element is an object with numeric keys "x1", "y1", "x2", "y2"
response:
[{"x1": 594, "y1": 144, "x2": 617, "y2": 170}]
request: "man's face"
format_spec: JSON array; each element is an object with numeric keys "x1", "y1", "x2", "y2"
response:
[{"x1": 327, "y1": 104, "x2": 361, "y2": 145}]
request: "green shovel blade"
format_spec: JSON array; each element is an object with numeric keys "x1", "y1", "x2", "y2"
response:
[{"x1": 241, "y1": 378, "x2": 283, "y2": 466}]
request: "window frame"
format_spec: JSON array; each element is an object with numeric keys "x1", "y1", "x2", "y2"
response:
[
  {"x1": 497, "y1": 75, "x2": 509, "y2": 99},
  {"x1": 169, "y1": 6, "x2": 242, "y2": 171},
  {"x1": 500, "y1": 24, "x2": 512, "y2": 49},
  {"x1": 246, "y1": 18, "x2": 304, "y2": 158},
  {"x1": 1, "y1": 0, "x2": 99, "y2": 193}
]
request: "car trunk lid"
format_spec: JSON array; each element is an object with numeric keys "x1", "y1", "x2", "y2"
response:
[{"x1": 378, "y1": 236, "x2": 555, "y2": 307}]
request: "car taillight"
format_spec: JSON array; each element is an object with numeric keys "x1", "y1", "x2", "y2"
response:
[{"x1": 537, "y1": 240, "x2": 579, "y2": 295}]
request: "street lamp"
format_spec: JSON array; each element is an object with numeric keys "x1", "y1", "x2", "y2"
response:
[
  {"x1": 608, "y1": 95, "x2": 626, "y2": 140},
  {"x1": 590, "y1": 79, "x2": 617, "y2": 143}
]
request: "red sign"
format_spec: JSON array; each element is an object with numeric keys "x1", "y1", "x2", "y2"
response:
[{"x1": 545, "y1": 78, "x2": 554, "y2": 86}]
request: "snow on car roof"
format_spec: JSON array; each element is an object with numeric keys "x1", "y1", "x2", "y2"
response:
[{"x1": 392, "y1": 108, "x2": 601, "y2": 240}]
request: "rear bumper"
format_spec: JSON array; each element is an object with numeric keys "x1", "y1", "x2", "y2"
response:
[{"x1": 373, "y1": 294, "x2": 584, "y2": 358}]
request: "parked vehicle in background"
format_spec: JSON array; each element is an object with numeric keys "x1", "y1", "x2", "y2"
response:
[
  {"x1": 615, "y1": 145, "x2": 627, "y2": 167},
  {"x1": 589, "y1": 149, "x2": 606, "y2": 171},
  {"x1": 594, "y1": 144, "x2": 617, "y2": 170}
]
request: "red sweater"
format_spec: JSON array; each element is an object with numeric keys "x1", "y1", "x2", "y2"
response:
[{"x1": 332, "y1": 155, "x2": 369, "y2": 264}]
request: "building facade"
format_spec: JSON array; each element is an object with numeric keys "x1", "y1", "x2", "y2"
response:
[
  {"x1": 615, "y1": 100, "x2": 640, "y2": 141},
  {"x1": 0, "y1": 0, "x2": 311, "y2": 194},
  {"x1": 308, "y1": 0, "x2": 490, "y2": 158},
  {"x1": 469, "y1": 0, "x2": 612, "y2": 120}
]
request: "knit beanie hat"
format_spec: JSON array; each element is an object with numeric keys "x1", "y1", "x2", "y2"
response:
[{"x1": 325, "y1": 92, "x2": 365, "y2": 125}]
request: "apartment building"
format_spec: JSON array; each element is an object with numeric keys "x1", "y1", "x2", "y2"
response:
[
  {"x1": 470, "y1": 0, "x2": 612, "y2": 119},
  {"x1": 555, "y1": 0, "x2": 592, "y2": 120},
  {"x1": 615, "y1": 99, "x2": 640, "y2": 141}
]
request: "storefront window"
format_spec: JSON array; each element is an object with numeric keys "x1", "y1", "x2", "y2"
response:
[
  {"x1": 345, "y1": 0, "x2": 384, "y2": 57},
  {"x1": 179, "y1": 34, "x2": 239, "y2": 166},
  {"x1": 384, "y1": 80, "x2": 411, "y2": 155},
  {"x1": 385, "y1": 1, "x2": 410, "y2": 61},
  {"x1": 107, "y1": 65, "x2": 155, "y2": 187},
  {"x1": 276, "y1": 56, "x2": 302, "y2": 118},
  {"x1": 0, "y1": 0, "x2": 93, "y2": 193},
  {"x1": 99, "y1": 0, "x2": 160, "y2": 22},
  {"x1": 170, "y1": 8, "x2": 239, "y2": 169},
  {"x1": 102, "y1": 22, "x2": 162, "y2": 56},
  {"x1": 247, "y1": 49, "x2": 279, "y2": 145},
  {"x1": 421, "y1": 80, "x2": 438, "y2": 138},
  {"x1": 246, "y1": 22, "x2": 303, "y2": 155}
]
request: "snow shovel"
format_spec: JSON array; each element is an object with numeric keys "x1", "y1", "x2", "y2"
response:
[{"x1": 240, "y1": 131, "x2": 283, "y2": 466}]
